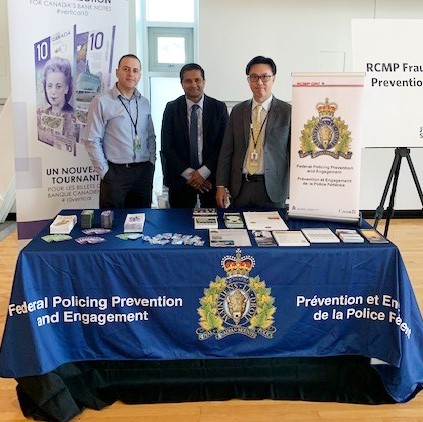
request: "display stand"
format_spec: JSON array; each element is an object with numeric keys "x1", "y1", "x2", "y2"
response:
[{"x1": 374, "y1": 147, "x2": 423, "y2": 236}]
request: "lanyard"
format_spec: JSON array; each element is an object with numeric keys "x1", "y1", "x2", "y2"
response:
[
  {"x1": 250, "y1": 112, "x2": 268, "y2": 149},
  {"x1": 118, "y1": 96, "x2": 138, "y2": 136}
]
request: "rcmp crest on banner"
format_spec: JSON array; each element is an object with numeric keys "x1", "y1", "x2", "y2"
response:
[
  {"x1": 196, "y1": 248, "x2": 276, "y2": 340},
  {"x1": 299, "y1": 97, "x2": 352, "y2": 159}
]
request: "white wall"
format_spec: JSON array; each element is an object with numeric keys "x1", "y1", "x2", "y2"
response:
[
  {"x1": 199, "y1": 0, "x2": 423, "y2": 211},
  {"x1": 199, "y1": 0, "x2": 371, "y2": 101},
  {"x1": 0, "y1": 0, "x2": 10, "y2": 101},
  {"x1": 2, "y1": 0, "x2": 423, "y2": 212}
]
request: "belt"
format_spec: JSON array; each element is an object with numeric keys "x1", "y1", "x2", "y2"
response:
[
  {"x1": 244, "y1": 173, "x2": 265, "y2": 182},
  {"x1": 109, "y1": 161, "x2": 145, "y2": 168}
]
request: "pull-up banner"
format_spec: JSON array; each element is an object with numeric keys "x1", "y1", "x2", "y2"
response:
[
  {"x1": 352, "y1": 19, "x2": 423, "y2": 148},
  {"x1": 7, "y1": 0, "x2": 129, "y2": 241},
  {"x1": 289, "y1": 73, "x2": 365, "y2": 222}
]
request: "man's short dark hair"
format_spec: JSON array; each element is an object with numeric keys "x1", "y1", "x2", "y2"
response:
[
  {"x1": 180, "y1": 63, "x2": 205, "y2": 83},
  {"x1": 118, "y1": 54, "x2": 141, "y2": 68},
  {"x1": 245, "y1": 56, "x2": 277, "y2": 75}
]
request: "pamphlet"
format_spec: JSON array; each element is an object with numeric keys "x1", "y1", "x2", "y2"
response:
[
  {"x1": 50, "y1": 214, "x2": 77, "y2": 234},
  {"x1": 243, "y1": 211, "x2": 288, "y2": 231},
  {"x1": 252, "y1": 230, "x2": 277, "y2": 247},
  {"x1": 224, "y1": 212, "x2": 244, "y2": 228},
  {"x1": 335, "y1": 229, "x2": 364, "y2": 243},
  {"x1": 272, "y1": 230, "x2": 310, "y2": 247},
  {"x1": 301, "y1": 228, "x2": 340, "y2": 243},
  {"x1": 193, "y1": 208, "x2": 217, "y2": 216},
  {"x1": 359, "y1": 228, "x2": 389, "y2": 243},
  {"x1": 209, "y1": 229, "x2": 251, "y2": 247},
  {"x1": 194, "y1": 216, "x2": 218, "y2": 229},
  {"x1": 124, "y1": 213, "x2": 145, "y2": 233}
]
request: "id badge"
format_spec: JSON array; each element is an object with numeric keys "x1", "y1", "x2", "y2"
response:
[
  {"x1": 250, "y1": 150, "x2": 259, "y2": 166},
  {"x1": 134, "y1": 135, "x2": 141, "y2": 152}
]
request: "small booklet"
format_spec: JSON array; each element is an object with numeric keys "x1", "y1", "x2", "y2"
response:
[
  {"x1": 194, "y1": 216, "x2": 218, "y2": 229},
  {"x1": 359, "y1": 228, "x2": 389, "y2": 243},
  {"x1": 50, "y1": 214, "x2": 77, "y2": 234},
  {"x1": 193, "y1": 207, "x2": 217, "y2": 216},
  {"x1": 252, "y1": 230, "x2": 277, "y2": 247},
  {"x1": 301, "y1": 228, "x2": 340, "y2": 243},
  {"x1": 124, "y1": 213, "x2": 145, "y2": 233},
  {"x1": 224, "y1": 212, "x2": 244, "y2": 228},
  {"x1": 209, "y1": 229, "x2": 251, "y2": 247},
  {"x1": 335, "y1": 229, "x2": 364, "y2": 243},
  {"x1": 272, "y1": 230, "x2": 310, "y2": 247},
  {"x1": 243, "y1": 211, "x2": 288, "y2": 231}
]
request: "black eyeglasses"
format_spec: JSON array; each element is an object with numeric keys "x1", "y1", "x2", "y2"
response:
[{"x1": 248, "y1": 74, "x2": 273, "y2": 83}]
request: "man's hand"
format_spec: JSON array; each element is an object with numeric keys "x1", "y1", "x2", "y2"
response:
[
  {"x1": 187, "y1": 170, "x2": 212, "y2": 193},
  {"x1": 216, "y1": 186, "x2": 229, "y2": 208}
]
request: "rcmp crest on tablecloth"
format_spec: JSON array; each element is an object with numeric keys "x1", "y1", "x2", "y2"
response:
[
  {"x1": 299, "y1": 97, "x2": 352, "y2": 159},
  {"x1": 196, "y1": 248, "x2": 276, "y2": 340}
]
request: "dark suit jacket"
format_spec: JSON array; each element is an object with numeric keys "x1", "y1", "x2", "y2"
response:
[
  {"x1": 161, "y1": 94, "x2": 229, "y2": 190},
  {"x1": 216, "y1": 97, "x2": 291, "y2": 205}
]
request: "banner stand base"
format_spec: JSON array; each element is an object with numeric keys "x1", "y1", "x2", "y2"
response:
[
  {"x1": 286, "y1": 212, "x2": 362, "y2": 226},
  {"x1": 374, "y1": 147, "x2": 423, "y2": 237}
]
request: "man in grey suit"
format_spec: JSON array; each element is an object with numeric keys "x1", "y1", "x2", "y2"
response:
[{"x1": 216, "y1": 56, "x2": 291, "y2": 209}]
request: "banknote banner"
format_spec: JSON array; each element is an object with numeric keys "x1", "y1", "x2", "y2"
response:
[
  {"x1": 35, "y1": 30, "x2": 78, "y2": 155},
  {"x1": 7, "y1": 0, "x2": 129, "y2": 240},
  {"x1": 74, "y1": 25, "x2": 116, "y2": 142}
]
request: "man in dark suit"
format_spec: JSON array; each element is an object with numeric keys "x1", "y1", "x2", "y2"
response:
[
  {"x1": 161, "y1": 63, "x2": 229, "y2": 208},
  {"x1": 216, "y1": 56, "x2": 291, "y2": 209}
]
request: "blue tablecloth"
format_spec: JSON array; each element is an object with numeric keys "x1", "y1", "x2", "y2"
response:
[{"x1": 1, "y1": 208, "x2": 422, "y2": 403}]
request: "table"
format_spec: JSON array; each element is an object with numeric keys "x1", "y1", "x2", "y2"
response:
[{"x1": 1, "y1": 208, "x2": 422, "y2": 421}]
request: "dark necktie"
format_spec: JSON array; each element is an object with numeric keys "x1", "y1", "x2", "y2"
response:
[{"x1": 189, "y1": 104, "x2": 200, "y2": 168}]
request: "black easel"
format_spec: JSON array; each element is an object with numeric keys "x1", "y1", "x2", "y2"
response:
[{"x1": 374, "y1": 147, "x2": 423, "y2": 237}]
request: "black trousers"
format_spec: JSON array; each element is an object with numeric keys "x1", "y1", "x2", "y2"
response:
[
  {"x1": 100, "y1": 161, "x2": 155, "y2": 208},
  {"x1": 233, "y1": 178, "x2": 284, "y2": 208},
  {"x1": 168, "y1": 184, "x2": 217, "y2": 208}
]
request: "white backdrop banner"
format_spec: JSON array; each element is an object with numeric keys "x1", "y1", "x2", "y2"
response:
[
  {"x1": 352, "y1": 19, "x2": 423, "y2": 148},
  {"x1": 7, "y1": 0, "x2": 129, "y2": 240},
  {"x1": 289, "y1": 73, "x2": 365, "y2": 222}
]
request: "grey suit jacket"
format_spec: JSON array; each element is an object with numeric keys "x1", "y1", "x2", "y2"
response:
[{"x1": 216, "y1": 96, "x2": 291, "y2": 205}]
